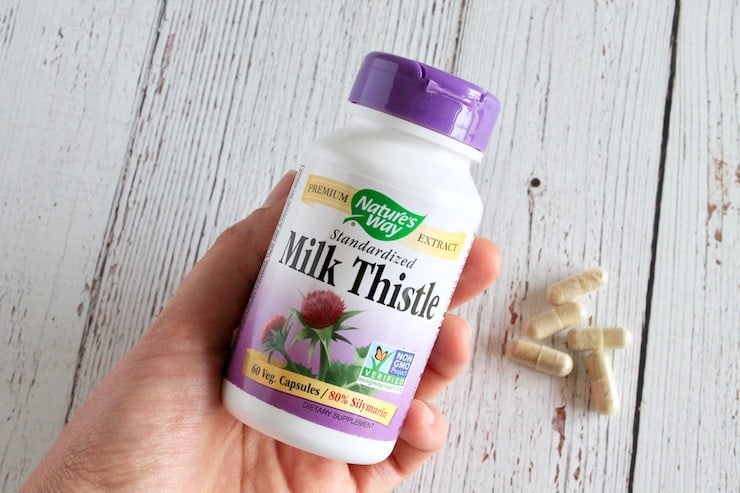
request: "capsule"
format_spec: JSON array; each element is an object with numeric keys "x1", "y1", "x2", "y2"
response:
[
  {"x1": 525, "y1": 301, "x2": 587, "y2": 340},
  {"x1": 567, "y1": 327, "x2": 632, "y2": 351},
  {"x1": 586, "y1": 350, "x2": 619, "y2": 415},
  {"x1": 546, "y1": 267, "x2": 607, "y2": 305},
  {"x1": 506, "y1": 339, "x2": 573, "y2": 377}
]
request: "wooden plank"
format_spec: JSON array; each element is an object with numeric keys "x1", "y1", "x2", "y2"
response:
[
  {"x1": 13, "y1": 1, "x2": 735, "y2": 491},
  {"x1": 407, "y1": 1, "x2": 676, "y2": 491},
  {"x1": 632, "y1": 1, "x2": 739, "y2": 490},
  {"x1": 67, "y1": 0, "x2": 467, "y2": 417},
  {"x1": 0, "y1": 1, "x2": 161, "y2": 490}
]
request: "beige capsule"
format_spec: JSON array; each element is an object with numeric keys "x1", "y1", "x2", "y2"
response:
[
  {"x1": 506, "y1": 338, "x2": 573, "y2": 377},
  {"x1": 586, "y1": 350, "x2": 619, "y2": 415},
  {"x1": 567, "y1": 327, "x2": 633, "y2": 351},
  {"x1": 525, "y1": 301, "x2": 588, "y2": 340},
  {"x1": 546, "y1": 267, "x2": 608, "y2": 305}
]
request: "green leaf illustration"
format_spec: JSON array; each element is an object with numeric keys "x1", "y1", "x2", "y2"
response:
[
  {"x1": 355, "y1": 344, "x2": 371, "y2": 360},
  {"x1": 336, "y1": 310, "x2": 363, "y2": 324},
  {"x1": 324, "y1": 361, "x2": 362, "y2": 388},
  {"x1": 285, "y1": 361, "x2": 315, "y2": 378}
]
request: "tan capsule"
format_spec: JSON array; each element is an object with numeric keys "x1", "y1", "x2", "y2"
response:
[
  {"x1": 586, "y1": 350, "x2": 619, "y2": 415},
  {"x1": 546, "y1": 267, "x2": 608, "y2": 305},
  {"x1": 506, "y1": 339, "x2": 573, "y2": 377},
  {"x1": 567, "y1": 327, "x2": 633, "y2": 351},
  {"x1": 525, "y1": 301, "x2": 587, "y2": 339}
]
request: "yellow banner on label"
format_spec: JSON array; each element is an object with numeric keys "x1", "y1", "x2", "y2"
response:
[
  {"x1": 302, "y1": 175, "x2": 355, "y2": 213},
  {"x1": 301, "y1": 174, "x2": 467, "y2": 260},
  {"x1": 242, "y1": 349, "x2": 397, "y2": 426},
  {"x1": 400, "y1": 225, "x2": 467, "y2": 260}
]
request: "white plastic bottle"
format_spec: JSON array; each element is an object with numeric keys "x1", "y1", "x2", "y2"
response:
[{"x1": 223, "y1": 51, "x2": 501, "y2": 464}]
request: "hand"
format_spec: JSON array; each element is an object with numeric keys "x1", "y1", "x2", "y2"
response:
[{"x1": 22, "y1": 171, "x2": 502, "y2": 492}]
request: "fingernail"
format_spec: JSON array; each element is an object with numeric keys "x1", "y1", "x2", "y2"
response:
[
  {"x1": 421, "y1": 401, "x2": 435, "y2": 425},
  {"x1": 463, "y1": 319, "x2": 473, "y2": 344},
  {"x1": 262, "y1": 170, "x2": 296, "y2": 208}
]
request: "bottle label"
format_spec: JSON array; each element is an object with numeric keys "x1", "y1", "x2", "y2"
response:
[{"x1": 225, "y1": 163, "x2": 477, "y2": 440}]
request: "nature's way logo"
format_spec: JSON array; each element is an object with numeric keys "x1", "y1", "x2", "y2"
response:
[{"x1": 343, "y1": 189, "x2": 425, "y2": 241}]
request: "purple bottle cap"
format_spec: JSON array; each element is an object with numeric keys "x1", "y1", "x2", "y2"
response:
[{"x1": 349, "y1": 52, "x2": 501, "y2": 152}]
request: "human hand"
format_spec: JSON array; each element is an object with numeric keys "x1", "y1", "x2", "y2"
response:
[{"x1": 22, "y1": 171, "x2": 502, "y2": 492}]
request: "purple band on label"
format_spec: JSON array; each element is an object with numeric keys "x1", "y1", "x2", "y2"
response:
[{"x1": 225, "y1": 370, "x2": 404, "y2": 440}]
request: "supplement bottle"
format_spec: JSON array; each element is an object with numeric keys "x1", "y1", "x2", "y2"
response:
[{"x1": 223, "y1": 51, "x2": 501, "y2": 464}]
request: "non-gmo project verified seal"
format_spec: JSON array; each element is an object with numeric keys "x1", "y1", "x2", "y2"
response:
[{"x1": 356, "y1": 342, "x2": 415, "y2": 394}]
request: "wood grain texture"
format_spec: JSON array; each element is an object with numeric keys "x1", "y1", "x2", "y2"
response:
[
  {"x1": 1, "y1": 0, "x2": 736, "y2": 491},
  {"x1": 0, "y1": 1, "x2": 161, "y2": 489},
  {"x1": 632, "y1": 1, "x2": 739, "y2": 490},
  {"x1": 407, "y1": 2, "x2": 675, "y2": 492}
]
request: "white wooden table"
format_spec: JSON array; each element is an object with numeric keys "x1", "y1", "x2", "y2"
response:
[{"x1": 1, "y1": 1, "x2": 737, "y2": 491}]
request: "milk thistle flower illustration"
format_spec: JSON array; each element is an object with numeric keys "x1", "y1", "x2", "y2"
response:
[
  {"x1": 259, "y1": 290, "x2": 366, "y2": 386},
  {"x1": 261, "y1": 315, "x2": 287, "y2": 343},
  {"x1": 260, "y1": 314, "x2": 292, "y2": 365},
  {"x1": 300, "y1": 290, "x2": 346, "y2": 328},
  {"x1": 294, "y1": 290, "x2": 361, "y2": 382}
]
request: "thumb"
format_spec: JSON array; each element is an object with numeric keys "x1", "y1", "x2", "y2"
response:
[{"x1": 149, "y1": 170, "x2": 296, "y2": 353}]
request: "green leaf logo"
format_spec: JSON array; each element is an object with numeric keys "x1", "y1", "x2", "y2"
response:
[{"x1": 343, "y1": 189, "x2": 425, "y2": 241}]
